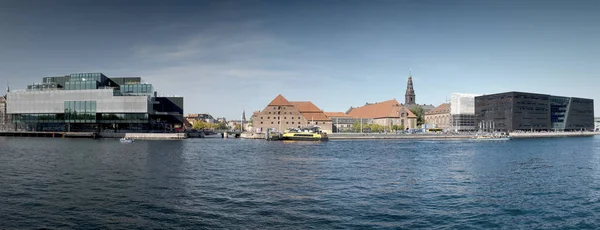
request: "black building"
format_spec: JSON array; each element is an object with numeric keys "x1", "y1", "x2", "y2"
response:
[{"x1": 475, "y1": 92, "x2": 594, "y2": 132}]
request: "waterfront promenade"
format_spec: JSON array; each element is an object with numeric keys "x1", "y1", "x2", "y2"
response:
[
  {"x1": 1, "y1": 131, "x2": 597, "y2": 140},
  {"x1": 328, "y1": 133, "x2": 474, "y2": 140},
  {"x1": 0, "y1": 131, "x2": 186, "y2": 140},
  {"x1": 243, "y1": 131, "x2": 599, "y2": 140}
]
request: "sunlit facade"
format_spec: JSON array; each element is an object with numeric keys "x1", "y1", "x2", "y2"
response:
[
  {"x1": 7, "y1": 73, "x2": 183, "y2": 132},
  {"x1": 449, "y1": 93, "x2": 481, "y2": 131}
]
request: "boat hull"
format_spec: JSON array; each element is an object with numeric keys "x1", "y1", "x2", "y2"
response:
[{"x1": 282, "y1": 136, "x2": 328, "y2": 141}]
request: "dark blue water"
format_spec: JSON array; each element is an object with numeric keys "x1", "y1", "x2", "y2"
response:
[{"x1": 1, "y1": 136, "x2": 600, "y2": 229}]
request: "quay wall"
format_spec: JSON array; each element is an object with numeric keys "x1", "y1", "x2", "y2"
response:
[
  {"x1": 328, "y1": 133, "x2": 474, "y2": 140},
  {"x1": 509, "y1": 132, "x2": 599, "y2": 139},
  {"x1": 0, "y1": 131, "x2": 97, "y2": 138},
  {"x1": 0, "y1": 131, "x2": 186, "y2": 140},
  {"x1": 241, "y1": 133, "x2": 266, "y2": 139},
  {"x1": 124, "y1": 133, "x2": 186, "y2": 140}
]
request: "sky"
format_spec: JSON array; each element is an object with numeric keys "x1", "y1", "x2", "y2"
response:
[{"x1": 0, "y1": 0, "x2": 599, "y2": 119}]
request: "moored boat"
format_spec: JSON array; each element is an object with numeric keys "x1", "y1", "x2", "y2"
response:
[
  {"x1": 471, "y1": 133, "x2": 511, "y2": 141},
  {"x1": 120, "y1": 137, "x2": 134, "y2": 143},
  {"x1": 282, "y1": 126, "x2": 328, "y2": 141}
]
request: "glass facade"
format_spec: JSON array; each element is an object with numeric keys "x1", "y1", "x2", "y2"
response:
[
  {"x1": 99, "y1": 113, "x2": 148, "y2": 123},
  {"x1": 64, "y1": 101, "x2": 96, "y2": 123},
  {"x1": 27, "y1": 83, "x2": 61, "y2": 91},
  {"x1": 43, "y1": 76, "x2": 71, "y2": 87},
  {"x1": 120, "y1": 84, "x2": 153, "y2": 96},
  {"x1": 550, "y1": 96, "x2": 569, "y2": 130},
  {"x1": 69, "y1": 73, "x2": 107, "y2": 85},
  {"x1": 12, "y1": 114, "x2": 65, "y2": 123},
  {"x1": 450, "y1": 114, "x2": 477, "y2": 131},
  {"x1": 6, "y1": 72, "x2": 183, "y2": 132},
  {"x1": 64, "y1": 81, "x2": 99, "y2": 90}
]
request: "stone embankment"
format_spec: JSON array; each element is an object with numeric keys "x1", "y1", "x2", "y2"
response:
[
  {"x1": 241, "y1": 133, "x2": 266, "y2": 139},
  {"x1": 509, "y1": 132, "x2": 599, "y2": 139},
  {"x1": 124, "y1": 133, "x2": 186, "y2": 140},
  {"x1": 0, "y1": 131, "x2": 98, "y2": 138},
  {"x1": 328, "y1": 133, "x2": 474, "y2": 140}
]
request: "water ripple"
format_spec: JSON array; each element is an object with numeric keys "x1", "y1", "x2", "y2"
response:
[{"x1": 0, "y1": 136, "x2": 600, "y2": 228}]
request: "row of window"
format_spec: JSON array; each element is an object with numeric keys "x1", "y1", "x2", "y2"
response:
[
  {"x1": 259, "y1": 121, "x2": 326, "y2": 125},
  {"x1": 268, "y1": 111, "x2": 295, "y2": 115},
  {"x1": 120, "y1": 84, "x2": 153, "y2": 95},
  {"x1": 65, "y1": 101, "x2": 97, "y2": 113},
  {"x1": 64, "y1": 81, "x2": 99, "y2": 90},
  {"x1": 71, "y1": 73, "x2": 104, "y2": 78},
  {"x1": 12, "y1": 113, "x2": 149, "y2": 123},
  {"x1": 261, "y1": 116, "x2": 302, "y2": 120},
  {"x1": 69, "y1": 73, "x2": 106, "y2": 84}
]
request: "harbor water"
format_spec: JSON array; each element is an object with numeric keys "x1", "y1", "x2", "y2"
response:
[{"x1": 1, "y1": 136, "x2": 600, "y2": 228}]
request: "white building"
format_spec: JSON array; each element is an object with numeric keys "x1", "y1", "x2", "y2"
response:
[
  {"x1": 595, "y1": 117, "x2": 600, "y2": 131},
  {"x1": 449, "y1": 93, "x2": 481, "y2": 131}
]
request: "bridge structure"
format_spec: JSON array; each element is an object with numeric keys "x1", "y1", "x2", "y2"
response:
[{"x1": 214, "y1": 129, "x2": 243, "y2": 137}]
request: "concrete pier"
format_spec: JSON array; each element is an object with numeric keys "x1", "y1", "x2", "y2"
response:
[
  {"x1": 124, "y1": 133, "x2": 186, "y2": 140},
  {"x1": 0, "y1": 131, "x2": 98, "y2": 138},
  {"x1": 328, "y1": 133, "x2": 474, "y2": 140},
  {"x1": 241, "y1": 133, "x2": 266, "y2": 139},
  {"x1": 509, "y1": 132, "x2": 599, "y2": 139}
]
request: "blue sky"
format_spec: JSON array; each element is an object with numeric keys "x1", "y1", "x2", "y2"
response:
[{"x1": 0, "y1": 0, "x2": 598, "y2": 119}]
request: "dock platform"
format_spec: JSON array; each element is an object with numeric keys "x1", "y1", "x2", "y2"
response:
[{"x1": 0, "y1": 131, "x2": 98, "y2": 138}]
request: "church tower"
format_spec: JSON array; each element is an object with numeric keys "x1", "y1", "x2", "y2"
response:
[{"x1": 405, "y1": 70, "x2": 416, "y2": 105}]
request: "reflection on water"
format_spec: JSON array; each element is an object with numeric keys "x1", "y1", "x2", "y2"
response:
[{"x1": 0, "y1": 136, "x2": 599, "y2": 228}]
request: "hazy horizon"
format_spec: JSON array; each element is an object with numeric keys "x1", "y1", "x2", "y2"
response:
[{"x1": 1, "y1": 0, "x2": 599, "y2": 120}]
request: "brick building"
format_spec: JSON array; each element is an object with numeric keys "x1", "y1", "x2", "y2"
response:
[
  {"x1": 424, "y1": 103, "x2": 450, "y2": 130},
  {"x1": 252, "y1": 95, "x2": 332, "y2": 133},
  {"x1": 346, "y1": 99, "x2": 417, "y2": 130}
]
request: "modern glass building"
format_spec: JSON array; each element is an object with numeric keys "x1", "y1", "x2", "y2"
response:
[
  {"x1": 475, "y1": 92, "x2": 594, "y2": 132},
  {"x1": 449, "y1": 93, "x2": 481, "y2": 131},
  {"x1": 7, "y1": 73, "x2": 183, "y2": 132},
  {"x1": 0, "y1": 95, "x2": 13, "y2": 131}
]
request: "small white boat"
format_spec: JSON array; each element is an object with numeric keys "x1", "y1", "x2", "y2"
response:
[
  {"x1": 471, "y1": 133, "x2": 511, "y2": 141},
  {"x1": 120, "y1": 137, "x2": 134, "y2": 143}
]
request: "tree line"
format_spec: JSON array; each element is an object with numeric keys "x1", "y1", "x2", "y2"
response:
[
  {"x1": 192, "y1": 120, "x2": 228, "y2": 130},
  {"x1": 351, "y1": 122, "x2": 405, "y2": 133}
]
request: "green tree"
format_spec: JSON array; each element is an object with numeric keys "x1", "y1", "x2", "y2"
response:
[
  {"x1": 214, "y1": 122, "x2": 228, "y2": 130},
  {"x1": 352, "y1": 121, "x2": 361, "y2": 132},
  {"x1": 410, "y1": 105, "x2": 425, "y2": 126},
  {"x1": 235, "y1": 124, "x2": 242, "y2": 130},
  {"x1": 368, "y1": 123, "x2": 384, "y2": 132},
  {"x1": 192, "y1": 120, "x2": 208, "y2": 130}
]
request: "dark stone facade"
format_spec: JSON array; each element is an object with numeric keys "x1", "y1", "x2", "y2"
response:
[{"x1": 475, "y1": 92, "x2": 594, "y2": 132}]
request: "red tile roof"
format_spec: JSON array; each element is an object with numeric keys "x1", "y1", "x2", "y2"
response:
[
  {"x1": 289, "y1": 101, "x2": 321, "y2": 112},
  {"x1": 262, "y1": 95, "x2": 331, "y2": 121},
  {"x1": 268, "y1": 94, "x2": 291, "y2": 106},
  {"x1": 301, "y1": 112, "x2": 331, "y2": 121},
  {"x1": 324, "y1": 112, "x2": 352, "y2": 118},
  {"x1": 289, "y1": 101, "x2": 330, "y2": 121},
  {"x1": 425, "y1": 103, "x2": 450, "y2": 115},
  {"x1": 347, "y1": 99, "x2": 416, "y2": 119}
]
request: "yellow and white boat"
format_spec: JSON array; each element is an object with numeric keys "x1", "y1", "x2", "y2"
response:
[{"x1": 282, "y1": 126, "x2": 328, "y2": 141}]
